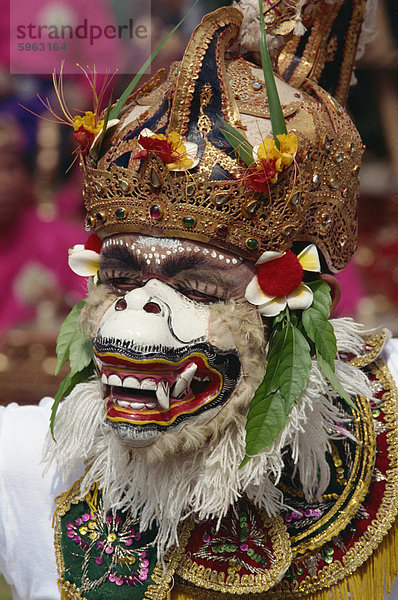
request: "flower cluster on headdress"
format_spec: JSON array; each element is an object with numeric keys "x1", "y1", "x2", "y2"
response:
[
  {"x1": 245, "y1": 244, "x2": 321, "y2": 316},
  {"x1": 32, "y1": 65, "x2": 119, "y2": 160},
  {"x1": 245, "y1": 133, "x2": 298, "y2": 192},
  {"x1": 134, "y1": 128, "x2": 199, "y2": 171},
  {"x1": 72, "y1": 112, "x2": 104, "y2": 156}
]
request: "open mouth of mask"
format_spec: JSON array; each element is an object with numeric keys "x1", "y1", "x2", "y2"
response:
[{"x1": 93, "y1": 279, "x2": 241, "y2": 441}]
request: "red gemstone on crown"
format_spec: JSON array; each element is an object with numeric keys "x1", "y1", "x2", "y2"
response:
[{"x1": 150, "y1": 204, "x2": 162, "y2": 220}]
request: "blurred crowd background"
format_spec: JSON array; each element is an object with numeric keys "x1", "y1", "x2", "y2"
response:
[{"x1": 0, "y1": 0, "x2": 397, "y2": 406}]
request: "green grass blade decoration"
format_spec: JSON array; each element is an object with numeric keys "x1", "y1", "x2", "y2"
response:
[
  {"x1": 109, "y1": 0, "x2": 200, "y2": 121},
  {"x1": 218, "y1": 117, "x2": 254, "y2": 166},
  {"x1": 258, "y1": 0, "x2": 287, "y2": 146}
]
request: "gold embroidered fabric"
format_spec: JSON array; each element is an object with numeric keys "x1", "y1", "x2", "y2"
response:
[{"x1": 176, "y1": 513, "x2": 291, "y2": 595}]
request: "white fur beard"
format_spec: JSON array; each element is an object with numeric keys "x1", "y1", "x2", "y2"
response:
[{"x1": 45, "y1": 317, "x2": 373, "y2": 558}]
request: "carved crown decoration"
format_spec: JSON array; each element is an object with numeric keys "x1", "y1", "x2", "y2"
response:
[{"x1": 82, "y1": 5, "x2": 364, "y2": 272}]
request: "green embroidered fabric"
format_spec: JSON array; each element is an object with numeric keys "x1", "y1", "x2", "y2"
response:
[{"x1": 59, "y1": 492, "x2": 159, "y2": 600}]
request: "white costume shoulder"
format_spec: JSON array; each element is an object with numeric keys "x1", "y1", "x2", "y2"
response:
[{"x1": 0, "y1": 398, "x2": 80, "y2": 600}]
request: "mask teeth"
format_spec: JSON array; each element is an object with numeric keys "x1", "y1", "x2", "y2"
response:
[
  {"x1": 172, "y1": 363, "x2": 198, "y2": 399},
  {"x1": 156, "y1": 381, "x2": 170, "y2": 409}
]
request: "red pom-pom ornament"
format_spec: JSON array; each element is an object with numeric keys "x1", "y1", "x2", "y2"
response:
[{"x1": 257, "y1": 251, "x2": 303, "y2": 297}]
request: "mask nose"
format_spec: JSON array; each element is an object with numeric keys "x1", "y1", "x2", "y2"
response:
[
  {"x1": 114, "y1": 297, "x2": 161, "y2": 314},
  {"x1": 143, "y1": 301, "x2": 161, "y2": 314},
  {"x1": 98, "y1": 279, "x2": 209, "y2": 348},
  {"x1": 114, "y1": 288, "x2": 164, "y2": 316}
]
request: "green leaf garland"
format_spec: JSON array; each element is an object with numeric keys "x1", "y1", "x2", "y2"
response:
[
  {"x1": 302, "y1": 307, "x2": 337, "y2": 367},
  {"x1": 241, "y1": 390, "x2": 286, "y2": 468},
  {"x1": 243, "y1": 318, "x2": 311, "y2": 464},
  {"x1": 243, "y1": 279, "x2": 355, "y2": 464},
  {"x1": 52, "y1": 300, "x2": 95, "y2": 439},
  {"x1": 55, "y1": 300, "x2": 86, "y2": 375}
]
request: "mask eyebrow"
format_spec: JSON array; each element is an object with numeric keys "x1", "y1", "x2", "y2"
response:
[
  {"x1": 159, "y1": 254, "x2": 210, "y2": 278},
  {"x1": 99, "y1": 245, "x2": 146, "y2": 272},
  {"x1": 172, "y1": 267, "x2": 237, "y2": 290}
]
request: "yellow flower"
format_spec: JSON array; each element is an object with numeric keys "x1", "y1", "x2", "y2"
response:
[
  {"x1": 73, "y1": 111, "x2": 104, "y2": 136},
  {"x1": 255, "y1": 133, "x2": 298, "y2": 174},
  {"x1": 257, "y1": 138, "x2": 281, "y2": 163},
  {"x1": 276, "y1": 133, "x2": 298, "y2": 168}
]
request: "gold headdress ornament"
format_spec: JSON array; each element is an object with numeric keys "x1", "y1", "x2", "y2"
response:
[
  {"x1": 80, "y1": 2, "x2": 366, "y2": 272},
  {"x1": 236, "y1": 0, "x2": 371, "y2": 106}
]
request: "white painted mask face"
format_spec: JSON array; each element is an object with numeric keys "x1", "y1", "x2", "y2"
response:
[{"x1": 94, "y1": 235, "x2": 256, "y2": 446}]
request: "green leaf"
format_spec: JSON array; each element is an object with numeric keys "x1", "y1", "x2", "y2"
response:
[
  {"x1": 260, "y1": 327, "x2": 288, "y2": 396},
  {"x1": 306, "y1": 280, "x2": 332, "y2": 318},
  {"x1": 258, "y1": 0, "x2": 287, "y2": 142},
  {"x1": 242, "y1": 389, "x2": 287, "y2": 466},
  {"x1": 109, "y1": 0, "x2": 200, "y2": 121},
  {"x1": 316, "y1": 351, "x2": 357, "y2": 412},
  {"x1": 263, "y1": 324, "x2": 311, "y2": 406},
  {"x1": 69, "y1": 336, "x2": 94, "y2": 374},
  {"x1": 217, "y1": 118, "x2": 254, "y2": 166},
  {"x1": 50, "y1": 363, "x2": 95, "y2": 440},
  {"x1": 272, "y1": 307, "x2": 289, "y2": 327},
  {"x1": 278, "y1": 325, "x2": 311, "y2": 407},
  {"x1": 55, "y1": 300, "x2": 86, "y2": 375},
  {"x1": 302, "y1": 306, "x2": 337, "y2": 368},
  {"x1": 242, "y1": 323, "x2": 312, "y2": 465}
]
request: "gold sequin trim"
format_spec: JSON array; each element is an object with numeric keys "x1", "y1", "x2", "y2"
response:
[
  {"x1": 176, "y1": 514, "x2": 291, "y2": 595},
  {"x1": 267, "y1": 357, "x2": 398, "y2": 597},
  {"x1": 290, "y1": 394, "x2": 375, "y2": 555},
  {"x1": 348, "y1": 330, "x2": 390, "y2": 368}
]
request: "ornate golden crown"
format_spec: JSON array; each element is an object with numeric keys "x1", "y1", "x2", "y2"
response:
[{"x1": 82, "y1": 5, "x2": 363, "y2": 271}]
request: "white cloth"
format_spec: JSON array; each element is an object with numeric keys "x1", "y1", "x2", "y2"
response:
[
  {"x1": 0, "y1": 398, "x2": 81, "y2": 600},
  {"x1": 0, "y1": 342, "x2": 397, "y2": 599}
]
